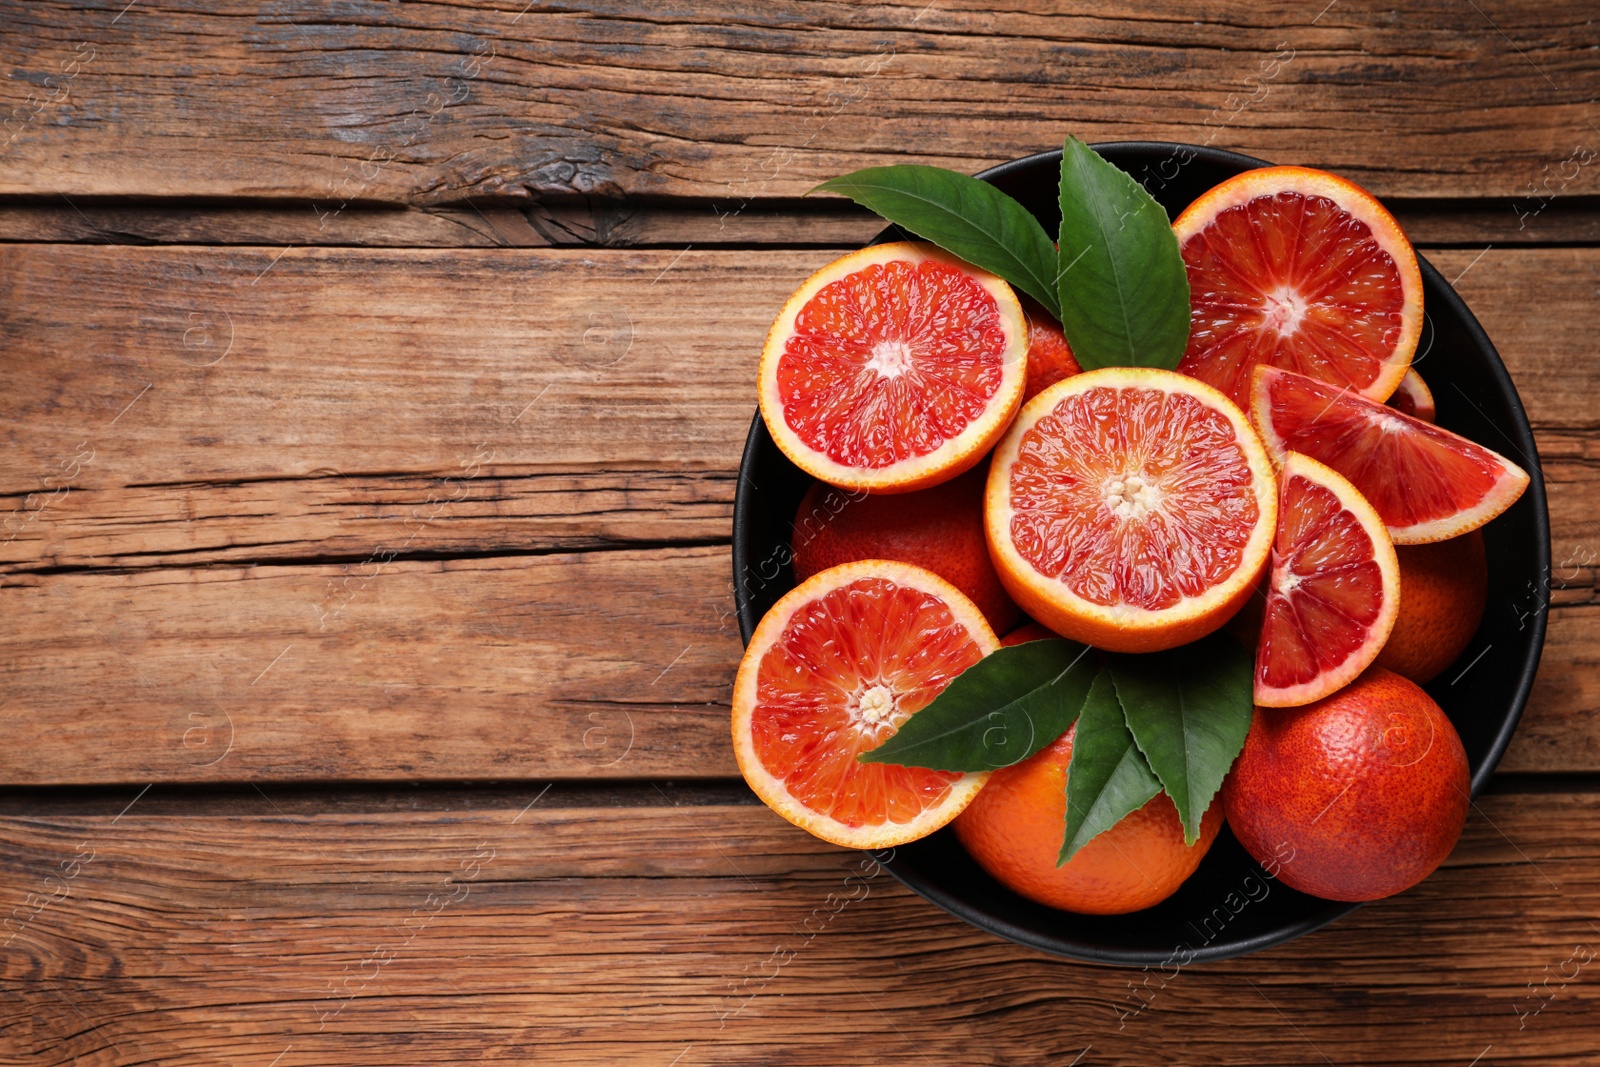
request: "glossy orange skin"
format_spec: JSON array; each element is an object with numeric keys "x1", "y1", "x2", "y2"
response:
[
  {"x1": 1019, "y1": 298, "x2": 1082, "y2": 402},
  {"x1": 1373, "y1": 531, "x2": 1488, "y2": 684},
  {"x1": 1223, "y1": 668, "x2": 1469, "y2": 902},
  {"x1": 792, "y1": 467, "x2": 1022, "y2": 634},
  {"x1": 955, "y1": 725, "x2": 1223, "y2": 915}
]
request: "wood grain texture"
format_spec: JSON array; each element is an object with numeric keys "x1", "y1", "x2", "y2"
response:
[
  {"x1": 0, "y1": 243, "x2": 1594, "y2": 780},
  {"x1": 1, "y1": 1, "x2": 1597, "y2": 204},
  {"x1": 0, "y1": 548, "x2": 742, "y2": 784},
  {"x1": 0, "y1": 245, "x2": 1592, "y2": 569},
  {"x1": 8, "y1": 198, "x2": 1600, "y2": 250},
  {"x1": 2, "y1": 792, "x2": 1599, "y2": 1065},
  {"x1": 0, "y1": 243, "x2": 761, "y2": 571}
]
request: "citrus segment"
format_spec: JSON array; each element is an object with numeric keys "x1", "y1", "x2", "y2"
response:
[
  {"x1": 1387, "y1": 368, "x2": 1436, "y2": 422},
  {"x1": 1251, "y1": 366, "x2": 1530, "y2": 543},
  {"x1": 986, "y1": 367, "x2": 1277, "y2": 653},
  {"x1": 1173, "y1": 166, "x2": 1422, "y2": 410},
  {"x1": 1255, "y1": 452, "x2": 1400, "y2": 707},
  {"x1": 759, "y1": 242, "x2": 1028, "y2": 494},
  {"x1": 732, "y1": 559, "x2": 996, "y2": 848}
]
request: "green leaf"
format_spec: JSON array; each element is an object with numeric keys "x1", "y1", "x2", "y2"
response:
[
  {"x1": 859, "y1": 638, "x2": 1095, "y2": 772},
  {"x1": 1060, "y1": 668, "x2": 1162, "y2": 864},
  {"x1": 1056, "y1": 136, "x2": 1191, "y2": 370},
  {"x1": 1105, "y1": 632, "x2": 1254, "y2": 845},
  {"x1": 812, "y1": 165, "x2": 1062, "y2": 318}
]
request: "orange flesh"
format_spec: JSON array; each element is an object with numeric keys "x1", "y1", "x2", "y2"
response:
[
  {"x1": 1259, "y1": 472, "x2": 1387, "y2": 691},
  {"x1": 1262, "y1": 372, "x2": 1507, "y2": 532},
  {"x1": 1007, "y1": 385, "x2": 1260, "y2": 611},
  {"x1": 750, "y1": 576, "x2": 980, "y2": 828},
  {"x1": 776, "y1": 260, "x2": 1010, "y2": 468},
  {"x1": 1180, "y1": 192, "x2": 1409, "y2": 407}
]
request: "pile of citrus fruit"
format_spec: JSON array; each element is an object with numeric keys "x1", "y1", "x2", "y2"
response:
[{"x1": 732, "y1": 139, "x2": 1529, "y2": 914}]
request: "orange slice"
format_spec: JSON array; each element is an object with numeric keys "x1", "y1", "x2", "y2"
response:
[
  {"x1": 985, "y1": 367, "x2": 1277, "y2": 654},
  {"x1": 1251, "y1": 366, "x2": 1530, "y2": 544},
  {"x1": 759, "y1": 242, "x2": 1028, "y2": 494},
  {"x1": 1173, "y1": 166, "x2": 1423, "y2": 410},
  {"x1": 731, "y1": 559, "x2": 997, "y2": 848},
  {"x1": 1387, "y1": 368, "x2": 1436, "y2": 422},
  {"x1": 1255, "y1": 452, "x2": 1400, "y2": 707}
]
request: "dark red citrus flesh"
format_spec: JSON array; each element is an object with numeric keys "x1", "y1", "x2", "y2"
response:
[
  {"x1": 777, "y1": 260, "x2": 1010, "y2": 469},
  {"x1": 751, "y1": 576, "x2": 980, "y2": 828},
  {"x1": 1180, "y1": 192, "x2": 1409, "y2": 408},
  {"x1": 1259, "y1": 370, "x2": 1512, "y2": 533},
  {"x1": 1258, "y1": 469, "x2": 1388, "y2": 693},
  {"x1": 1008, "y1": 385, "x2": 1260, "y2": 611},
  {"x1": 1223, "y1": 668, "x2": 1469, "y2": 902},
  {"x1": 791, "y1": 467, "x2": 1021, "y2": 633}
]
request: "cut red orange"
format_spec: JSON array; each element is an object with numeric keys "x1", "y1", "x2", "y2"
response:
[
  {"x1": 1255, "y1": 452, "x2": 1400, "y2": 707},
  {"x1": 1251, "y1": 366, "x2": 1530, "y2": 544},
  {"x1": 985, "y1": 367, "x2": 1277, "y2": 654},
  {"x1": 759, "y1": 242, "x2": 1028, "y2": 494},
  {"x1": 731, "y1": 559, "x2": 996, "y2": 848},
  {"x1": 1173, "y1": 166, "x2": 1422, "y2": 410},
  {"x1": 1387, "y1": 368, "x2": 1436, "y2": 422}
]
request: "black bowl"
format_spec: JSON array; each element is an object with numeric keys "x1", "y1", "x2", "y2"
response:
[{"x1": 731, "y1": 142, "x2": 1551, "y2": 965}]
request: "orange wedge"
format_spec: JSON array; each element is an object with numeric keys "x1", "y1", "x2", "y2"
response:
[
  {"x1": 1255, "y1": 452, "x2": 1400, "y2": 707},
  {"x1": 1251, "y1": 366, "x2": 1530, "y2": 544}
]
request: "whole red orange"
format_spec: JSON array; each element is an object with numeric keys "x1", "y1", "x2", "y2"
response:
[
  {"x1": 791, "y1": 466, "x2": 1021, "y2": 633},
  {"x1": 1019, "y1": 297, "x2": 1081, "y2": 401},
  {"x1": 956, "y1": 725, "x2": 1223, "y2": 915},
  {"x1": 1373, "y1": 531, "x2": 1487, "y2": 684},
  {"x1": 1223, "y1": 667, "x2": 1469, "y2": 902}
]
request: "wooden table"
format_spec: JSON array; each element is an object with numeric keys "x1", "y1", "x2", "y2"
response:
[{"x1": 2, "y1": 3, "x2": 1597, "y2": 1063}]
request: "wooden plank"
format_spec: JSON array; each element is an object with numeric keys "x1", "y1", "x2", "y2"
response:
[
  {"x1": 0, "y1": 548, "x2": 743, "y2": 784},
  {"x1": 0, "y1": 538, "x2": 1591, "y2": 784},
  {"x1": 2, "y1": 1, "x2": 1597, "y2": 203},
  {"x1": 1502, "y1": 603, "x2": 1600, "y2": 774},
  {"x1": 2, "y1": 792, "x2": 1599, "y2": 1064},
  {"x1": 0, "y1": 243, "x2": 1595, "y2": 780},
  {"x1": 6, "y1": 198, "x2": 1600, "y2": 249},
  {"x1": 0, "y1": 243, "x2": 767, "y2": 572},
  {"x1": 1, "y1": 467, "x2": 733, "y2": 571},
  {"x1": 0, "y1": 245, "x2": 1594, "y2": 571},
  {"x1": 0, "y1": 200, "x2": 884, "y2": 249}
]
